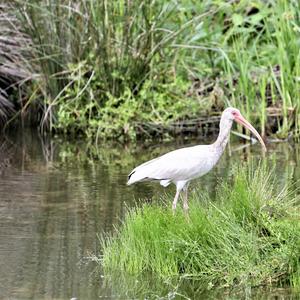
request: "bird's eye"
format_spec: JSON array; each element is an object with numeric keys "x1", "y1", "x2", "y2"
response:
[{"x1": 232, "y1": 111, "x2": 238, "y2": 116}]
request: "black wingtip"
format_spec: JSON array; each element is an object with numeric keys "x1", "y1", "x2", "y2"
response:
[{"x1": 128, "y1": 170, "x2": 135, "y2": 180}]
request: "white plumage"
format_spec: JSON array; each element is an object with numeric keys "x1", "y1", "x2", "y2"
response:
[
  {"x1": 127, "y1": 107, "x2": 266, "y2": 211},
  {"x1": 128, "y1": 145, "x2": 219, "y2": 185}
]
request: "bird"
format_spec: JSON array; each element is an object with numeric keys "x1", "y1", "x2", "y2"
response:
[{"x1": 127, "y1": 107, "x2": 266, "y2": 212}]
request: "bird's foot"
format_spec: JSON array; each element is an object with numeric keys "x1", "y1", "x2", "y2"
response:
[
  {"x1": 172, "y1": 204, "x2": 177, "y2": 215},
  {"x1": 183, "y1": 203, "x2": 189, "y2": 212},
  {"x1": 184, "y1": 209, "x2": 190, "y2": 222},
  {"x1": 183, "y1": 204, "x2": 190, "y2": 219}
]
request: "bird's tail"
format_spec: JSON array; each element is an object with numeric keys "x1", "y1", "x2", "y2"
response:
[
  {"x1": 127, "y1": 169, "x2": 144, "y2": 185},
  {"x1": 127, "y1": 157, "x2": 159, "y2": 185},
  {"x1": 127, "y1": 175, "x2": 136, "y2": 185}
]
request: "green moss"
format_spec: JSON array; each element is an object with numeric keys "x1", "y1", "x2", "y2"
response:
[{"x1": 101, "y1": 163, "x2": 300, "y2": 290}]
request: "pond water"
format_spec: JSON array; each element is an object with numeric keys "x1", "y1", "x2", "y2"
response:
[{"x1": 0, "y1": 130, "x2": 299, "y2": 299}]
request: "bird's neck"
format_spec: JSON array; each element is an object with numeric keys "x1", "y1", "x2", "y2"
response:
[{"x1": 213, "y1": 118, "x2": 233, "y2": 152}]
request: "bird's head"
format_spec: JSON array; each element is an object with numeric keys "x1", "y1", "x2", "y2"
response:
[{"x1": 222, "y1": 107, "x2": 267, "y2": 152}]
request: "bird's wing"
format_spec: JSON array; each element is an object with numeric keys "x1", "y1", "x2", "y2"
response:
[
  {"x1": 127, "y1": 156, "x2": 161, "y2": 181},
  {"x1": 127, "y1": 145, "x2": 218, "y2": 184}
]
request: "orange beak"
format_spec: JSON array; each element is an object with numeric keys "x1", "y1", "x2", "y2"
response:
[{"x1": 234, "y1": 114, "x2": 267, "y2": 152}]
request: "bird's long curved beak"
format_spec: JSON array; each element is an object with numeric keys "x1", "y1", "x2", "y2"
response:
[{"x1": 234, "y1": 114, "x2": 267, "y2": 152}]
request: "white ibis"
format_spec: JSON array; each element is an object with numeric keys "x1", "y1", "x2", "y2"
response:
[{"x1": 127, "y1": 107, "x2": 266, "y2": 211}]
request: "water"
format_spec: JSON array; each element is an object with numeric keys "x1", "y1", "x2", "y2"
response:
[{"x1": 0, "y1": 130, "x2": 299, "y2": 299}]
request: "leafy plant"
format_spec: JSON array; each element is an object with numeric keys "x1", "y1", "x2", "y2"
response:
[
  {"x1": 55, "y1": 61, "x2": 199, "y2": 141},
  {"x1": 1, "y1": 0, "x2": 299, "y2": 141}
]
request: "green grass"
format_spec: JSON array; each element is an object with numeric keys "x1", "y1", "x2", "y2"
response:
[{"x1": 101, "y1": 163, "x2": 300, "y2": 291}]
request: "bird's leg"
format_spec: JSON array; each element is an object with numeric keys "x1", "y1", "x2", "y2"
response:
[
  {"x1": 172, "y1": 190, "x2": 181, "y2": 212},
  {"x1": 183, "y1": 183, "x2": 190, "y2": 212}
]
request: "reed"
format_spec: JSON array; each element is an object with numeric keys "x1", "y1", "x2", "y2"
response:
[
  {"x1": 12, "y1": 0, "x2": 184, "y2": 130},
  {"x1": 101, "y1": 163, "x2": 300, "y2": 290},
  {"x1": 1, "y1": 0, "x2": 300, "y2": 140},
  {"x1": 0, "y1": 3, "x2": 33, "y2": 123},
  {"x1": 13, "y1": 0, "x2": 92, "y2": 129},
  {"x1": 217, "y1": 0, "x2": 300, "y2": 139}
]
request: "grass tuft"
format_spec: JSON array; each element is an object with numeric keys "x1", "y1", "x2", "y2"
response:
[{"x1": 101, "y1": 163, "x2": 300, "y2": 290}]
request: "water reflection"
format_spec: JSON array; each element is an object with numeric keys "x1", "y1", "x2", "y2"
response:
[
  {"x1": 0, "y1": 130, "x2": 299, "y2": 299},
  {"x1": 105, "y1": 273, "x2": 299, "y2": 300}
]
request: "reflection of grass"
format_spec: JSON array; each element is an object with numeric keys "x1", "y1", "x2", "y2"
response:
[
  {"x1": 101, "y1": 163, "x2": 300, "y2": 292},
  {"x1": 104, "y1": 272, "x2": 298, "y2": 299}
]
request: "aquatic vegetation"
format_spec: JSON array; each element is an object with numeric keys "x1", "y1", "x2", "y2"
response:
[
  {"x1": 1, "y1": 1, "x2": 300, "y2": 140},
  {"x1": 101, "y1": 163, "x2": 300, "y2": 291}
]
